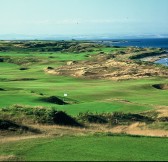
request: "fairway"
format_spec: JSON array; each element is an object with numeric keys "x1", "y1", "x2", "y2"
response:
[
  {"x1": 1, "y1": 135, "x2": 168, "y2": 161},
  {"x1": 0, "y1": 52, "x2": 168, "y2": 115},
  {"x1": 0, "y1": 41, "x2": 168, "y2": 161},
  {"x1": 1, "y1": 0, "x2": 168, "y2": 161}
]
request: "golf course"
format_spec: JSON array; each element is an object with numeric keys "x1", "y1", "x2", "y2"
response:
[{"x1": 0, "y1": 41, "x2": 168, "y2": 161}]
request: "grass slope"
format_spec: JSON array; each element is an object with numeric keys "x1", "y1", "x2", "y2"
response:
[
  {"x1": 1, "y1": 135, "x2": 168, "y2": 161},
  {"x1": 0, "y1": 51, "x2": 168, "y2": 115},
  {"x1": 0, "y1": 42, "x2": 168, "y2": 162}
]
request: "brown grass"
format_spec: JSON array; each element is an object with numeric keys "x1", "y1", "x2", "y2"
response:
[
  {"x1": 0, "y1": 155, "x2": 16, "y2": 161},
  {"x1": 46, "y1": 56, "x2": 168, "y2": 81},
  {"x1": 1, "y1": 120, "x2": 168, "y2": 145},
  {"x1": 109, "y1": 123, "x2": 168, "y2": 137},
  {"x1": 1, "y1": 106, "x2": 168, "y2": 144},
  {"x1": 155, "y1": 105, "x2": 168, "y2": 118}
]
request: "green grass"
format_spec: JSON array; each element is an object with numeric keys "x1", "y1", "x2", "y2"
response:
[
  {"x1": 0, "y1": 44, "x2": 168, "y2": 161},
  {"x1": 0, "y1": 51, "x2": 168, "y2": 116},
  {"x1": 55, "y1": 101, "x2": 152, "y2": 116},
  {"x1": 1, "y1": 135, "x2": 168, "y2": 161},
  {"x1": 100, "y1": 47, "x2": 126, "y2": 53}
]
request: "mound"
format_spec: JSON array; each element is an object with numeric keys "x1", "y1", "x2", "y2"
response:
[
  {"x1": 78, "y1": 113, "x2": 108, "y2": 124},
  {"x1": 10, "y1": 78, "x2": 37, "y2": 81},
  {"x1": 0, "y1": 58, "x2": 4, "y2": 62},
  {"x1": 0, "y1": 88, "x2": 5, "y2": 91},
  {"x1": 0, "y1": 119, "x2": 40, "y2": 133},
  {"x1": 42, "y1": 96, "x2": 68, "y2": 105},
  {"x1": 46, "y1": 54, "x2": 168, "y2": 81},
  {"x1": 0, "y1": 106, "x2": 82, "y2": 127},
  {"x1": 152, "y1": 84, "x2": 168, "y2": 90},
  {"x1": 53, "y1": 111, "x2": 82, "y2": 127},
  {"x1": 47, "y1": 66, "x2": 54, "y2": 70},
  {"x1": 0, "y1": 119, "x2": 22, "y2": 130},
  {"x1": 110, "y1": 112, "x2": 154, "y2": 124},
  {"x1": 19, "y1": 67, "x2": 29, "y2": 71},
  {"x1": 158, "y1": 117, "x2": 168, "y2": 122}
]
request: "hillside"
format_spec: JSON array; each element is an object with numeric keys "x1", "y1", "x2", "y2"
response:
[{"x1": 45, "y1": 46, "x2": 168, "y2": 80}]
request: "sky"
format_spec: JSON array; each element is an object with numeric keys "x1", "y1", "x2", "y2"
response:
[{"x1": 0, "y1": 0, "x2": 168, "y2": 36}]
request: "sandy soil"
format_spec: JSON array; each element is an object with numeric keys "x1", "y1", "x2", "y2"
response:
[
  {"x1": 1, "y1": 122, "x2": 168, "y2": 145},
  {"x1": 45, "y1": 54, "x2": 168, "y2": 81}
]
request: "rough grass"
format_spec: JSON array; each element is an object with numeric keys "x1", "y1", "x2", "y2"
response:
[
  {"x1": 0, "y1": 119, "x2": 40, "y2": 134},
  {"x1": 0, "y1": 105, "x2": 82, "y2": 127}
]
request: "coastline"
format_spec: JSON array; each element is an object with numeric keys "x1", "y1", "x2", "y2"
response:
[{"x1": 140, "y1": 52, "x2": 168, "y2": 62}]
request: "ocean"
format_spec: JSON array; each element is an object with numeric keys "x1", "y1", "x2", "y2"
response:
[
  {"x1": 100, "y1": 38, "x2": 168, "y2": 66},
  {"x1": 101, "y1": 38, "x2": 168, "y2": 49}
]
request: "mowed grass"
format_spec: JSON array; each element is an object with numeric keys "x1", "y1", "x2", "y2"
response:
[
  {"x1": 1, "y1": 135, "x2": 168, "y2": 161},
  {"x1": 0, "y1": 52, "x2": 168, "y2": 116},
  {"x1": 0, "y1": 49, "x2": 168, "y2": 161}
]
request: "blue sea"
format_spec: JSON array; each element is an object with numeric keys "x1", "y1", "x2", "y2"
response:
[
  {"x1": 102, "y1": 38, "x2": 168, "y2": 49},
  {"x1": 101, "y1": 38, "x2": 168, "y2": 66}
]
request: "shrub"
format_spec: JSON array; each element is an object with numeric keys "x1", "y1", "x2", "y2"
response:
[
  {"x1": 0, "y1": 119, "x2": 40, "y2": 133},
  {"x1": 158, "y1": 117, "x2": 168, "y2": 122},
  {"x1": 0, "y1": 57, "x2": 4, "y2": 62},
  {"x1": 78, "y1": 112, "x2": 154, "y2": 125},
  {"x1": 0, "y1": 88, "x2": 5, "y2": 91},
  {"x1": 0, "y1": 105, "x2": 82, "y2": 127},
  {"x1": 108, "y1": 112, "x2": 154, "y2": 125},
  {"x1": 53, "y1": 111, "x2": 82, "y2": 127},
  {"x1": 78, "y1": 112, "x2": 108, "y2": 124},
  {"x1": 47, "y1": 66, "x2": 54, "y2": 70}
]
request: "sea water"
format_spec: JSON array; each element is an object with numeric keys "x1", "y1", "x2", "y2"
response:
[
  {"x1": 155, "y1": 58, "x2": 168, "y2": 66},
  {"x1": 100, "y1": 38, "x2": 168, "y2": 66},
  {"x1": 108, "y1": 38, "x2": 168, "y2": 49}
]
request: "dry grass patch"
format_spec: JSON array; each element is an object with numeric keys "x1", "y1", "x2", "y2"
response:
[
  {"x1": 46, "y1": 56, "x2": 168, "y2": 81},
  {"x1": 0, "y1": 155, "x2": 17, "y2": 161}
]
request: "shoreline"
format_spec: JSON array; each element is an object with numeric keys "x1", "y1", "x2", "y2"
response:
[{"x1": 140, "y1": 53, "x2": 168, "y2": 63}]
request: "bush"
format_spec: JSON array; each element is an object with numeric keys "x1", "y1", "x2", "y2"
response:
[
  {"x1": 53, "y1": 111, "x2": 82, "y2": 127},
  {"x1": 158, "y1": 117, "x2": 168, "y2": 122},
  {"x1": 108, "y1": 112, "x2": 154, "y2": 125},
  {"x1": 78, "y1": 112, "x2": 108, "y2": 124},
  {"x1": 0, "y1": 57, "x2": 4, "y2": 62},
  {"x1": 0, "y1": 88, "x2": 5, "y2": 91},
  {"x1": 78, "y1": 112, "x2": 154, "y2": 125},
  {"x1": 0, "y1": 119, "x2": 40, "y2": 133},
  {"x1": 0, "y1": 105, "x2": 82, "y2": 127}
]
